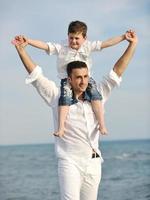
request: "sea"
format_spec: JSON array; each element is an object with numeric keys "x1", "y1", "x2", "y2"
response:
[{"x1": 0, "y1": 139, "x2": 150, "y2": 200}]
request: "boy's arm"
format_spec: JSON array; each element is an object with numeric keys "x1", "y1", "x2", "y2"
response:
[
  {"x1": 101, "y1": 34, "x2": 125, "y2": 49},
  {"x1": 27, "y1": 38, "x2": 49, "y2": 51},
  {"x1": 14, "y1": 35, "x2": 49, "y2": 51}
]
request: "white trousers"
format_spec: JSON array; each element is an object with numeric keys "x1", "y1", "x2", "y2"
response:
[{"x1": 58, "y1": 157, "x2": 102, "y2": 200}]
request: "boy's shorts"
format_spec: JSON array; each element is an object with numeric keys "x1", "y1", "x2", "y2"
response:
[{"x1": 58, "y1": 77, "x2": 102, "y2": 106}]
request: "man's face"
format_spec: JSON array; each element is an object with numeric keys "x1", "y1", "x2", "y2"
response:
[
  {"x1": 68, "y1": 68, "x2": 89, "y2": 95},
  {"x1": 68, "y1": 32, "x2": 86, "y2": 50}
]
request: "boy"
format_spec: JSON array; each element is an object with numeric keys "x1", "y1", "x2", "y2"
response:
[{"x1": 13, "y1": 21, "x2": 126, "y2": 137}]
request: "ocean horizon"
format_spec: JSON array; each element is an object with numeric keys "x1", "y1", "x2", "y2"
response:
[{"x1": 0, "y1": 139, "x2": 150, "y2": 200}]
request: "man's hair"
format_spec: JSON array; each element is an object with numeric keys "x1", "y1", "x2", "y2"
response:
[
  {"x1": 67, "y1": 61, "x2": 88, "y2": 77},
  {"x1": 68, "y1": 21, "x2": 87, "y2": 38}
]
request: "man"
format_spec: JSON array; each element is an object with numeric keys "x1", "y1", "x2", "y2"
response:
[{"x1": 14, "y1": 31, "x2": 137, "y2": 200}]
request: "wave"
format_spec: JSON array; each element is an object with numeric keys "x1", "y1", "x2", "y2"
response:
[{"x1": 108, "y1": 151, "x2": 150, "y2": 161}]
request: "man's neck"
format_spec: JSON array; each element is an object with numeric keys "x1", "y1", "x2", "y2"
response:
[{"x1": 75, "y1": 92, "x2": 84, "y2": 101}]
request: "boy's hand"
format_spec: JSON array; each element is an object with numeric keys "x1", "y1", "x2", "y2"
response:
[
  {"x1": 125, "y1": 30, "x2": 138, "y2": 44},
  {"x1": 11, "y1": 35, "x2": 28, "y2": 46}
]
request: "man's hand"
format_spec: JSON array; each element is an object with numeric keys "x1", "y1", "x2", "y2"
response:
[
  {"x1": 125, "y1": 30, "x2": 138, "y2": 44},
  {"x1": 12, "y1": 35, "x2": 36, "y2": 74},
  {"x1": 11, "y1": 35, "x2": 28, "y2": 48},
  {"x1": 113, "y1": 30, "x2": 138, "y2": 77}
]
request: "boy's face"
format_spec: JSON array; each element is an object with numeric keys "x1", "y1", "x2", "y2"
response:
[{"x1": 68, "y1": 32, "x2": 86, "y2": 50}]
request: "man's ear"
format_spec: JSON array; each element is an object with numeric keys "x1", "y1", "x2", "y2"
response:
[{"x1": 68, "y1": 77, "x2": 71, "y2": 84}]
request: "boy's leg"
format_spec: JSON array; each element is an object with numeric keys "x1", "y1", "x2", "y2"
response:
[
  {"x1": 54, "y1": 78, "x2": 72, "y2": 137},
  {"x1": 91, "y1": 100, "x2": 107, "y2": 135},
  {"x1": 87, "y1": 77, "x2": 107, "y2": 135},
  {"x1": 54, "y1": 105, "x2": 69, "y2": 137}
]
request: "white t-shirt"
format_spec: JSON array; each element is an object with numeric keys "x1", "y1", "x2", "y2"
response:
[
  {"x1": 26, "y1": 66, "x2": 122, "y2": 162},
  {"x1": 46, "y1": 40, "x2": 102, "y2": 79}
]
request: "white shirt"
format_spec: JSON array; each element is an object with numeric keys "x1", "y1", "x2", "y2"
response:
[
  {"x1": 46, "y1": 40, "x2": 102, "y2": 79},
  {"x1": 26, "y1": 66, "x2": 122, "y2": 162}
]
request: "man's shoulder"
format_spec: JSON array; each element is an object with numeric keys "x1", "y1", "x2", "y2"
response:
[{"x1": 30, "y1": 69, "x2": 60, "y2": 107}]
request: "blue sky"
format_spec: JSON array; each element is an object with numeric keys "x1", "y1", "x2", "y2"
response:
[{"x1": 0, "y1": 0, "x2": 150, "y2": 145}]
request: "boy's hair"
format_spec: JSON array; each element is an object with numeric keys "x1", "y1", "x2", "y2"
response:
[
  {"x1": 67, "y1": 61, "x2": 87, "y2": 77},
  {"x1": 68, "y1": 21, "x2": 87, "y2": 38}
]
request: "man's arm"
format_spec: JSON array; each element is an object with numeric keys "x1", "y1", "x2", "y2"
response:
[
  {"x1": 15, "y1": 44, "x2": 37, "y2": 74},
  {"x1": 99, "y1": 31, "x2": 138, "y2": 104},
  {"x1": 14, "y1": 42, "x2": 59, "y2": 106},
  {"x1": 113, "y1": 31, "x2": 138, "y2": 77}
]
